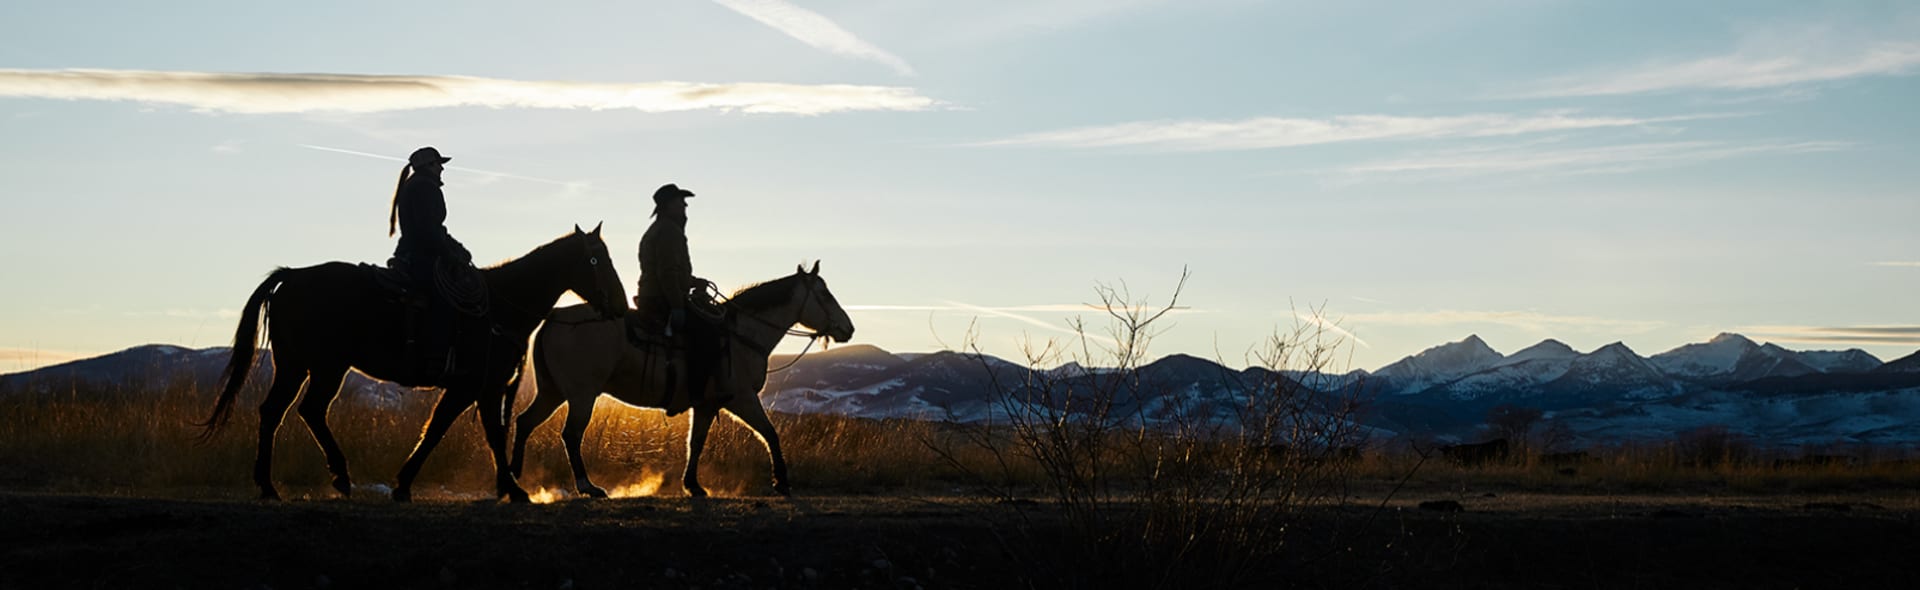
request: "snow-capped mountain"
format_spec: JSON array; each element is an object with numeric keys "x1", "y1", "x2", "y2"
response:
[
  {"x1": 1650, "y1": 333, "x2": 1882, "y2": 384},
  {"x1": 1723, "y1": 343, "x2": 1821, "y2": 382},
  {"x1": 12, "y1": 338, "x2": 1920, "y2": 447},
  {"x1": 1372, "y1": 335, "x2": 1504, "y2": 395},
  {"x1": 1873, "y1": 349, "x2": 1920, "y2": 374},
  {"x1": 1496, "y1": 339, "x2": 1579, "y2": 367},
  {"x1": 1536, "y1": 342, "x2": 1680, "y2": 404},
  {"x1": 1650, "y1": 333, "x2": 1757, "y2": 379},
  {"x1": 1798, "y1": 349, "x2": 1883, "y2": 374},
  {"x1": 1421, "y1": 340, "x2": 1579, "y2": 403}
]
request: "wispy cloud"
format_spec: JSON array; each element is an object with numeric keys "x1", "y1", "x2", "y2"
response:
[
  {"x1": 710, "y1": 0, "x2": 915, "y2": 75},
  {"x1": 0, "y1": 68, "x2": 936, "y2": 115},
  {"x1": 1741, "y1": 325, "x2": 1920, "y2": 347},
  {"x1": 975, "y1": 112, "x2": 1715, "y2": 152},
  {"x1": 1870, "y1": 261, "x2": 1920, "y2": 268},
  {"x1": 1333, "y1": 139, "x2": 1848, "y2": 183},
  {"x1": 1508, "y1": 30, "x2": 1920, "y2": 98},
  {"x1": 1345, "y1": 310, "x2": 1662, "y2": 334},
  {"x1": 123, "y1": 309, "x2": 240, "y2": 320},
  {"x1": 0, "y1": 348, "x2": 83, "y2": 363}
]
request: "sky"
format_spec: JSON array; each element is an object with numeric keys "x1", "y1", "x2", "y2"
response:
[{"x1": 2, "y1": 0, "x2": 1917, "y2": 374}]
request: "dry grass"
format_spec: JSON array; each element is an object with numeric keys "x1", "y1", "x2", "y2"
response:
[
  {"x1": 1340, "y1": 443, "x2": 1920, "y2": 496},
  {"x1": 0, "y1": 378, "x2": 967, "y2": 500},
  {"x1": 4, "y1": 378, "x2": 1918, "y2": 502}
]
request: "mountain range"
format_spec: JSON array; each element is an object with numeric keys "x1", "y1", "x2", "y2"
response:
[{"x1": 7, "y1": 334, "x2": 1920, "y2": 448}]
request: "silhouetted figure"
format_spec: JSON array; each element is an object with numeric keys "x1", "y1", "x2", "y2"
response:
[
  {"x1": 634, "y1": 183, "x2": 727, "y2": 407},
  {"x1": 388, "y1": 147, "x2": 471, "y2": 377}
]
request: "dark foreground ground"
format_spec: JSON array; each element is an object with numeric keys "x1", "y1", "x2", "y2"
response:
[{"x1": 3, "y1": 490, "x2": 1917, "y2": 590}]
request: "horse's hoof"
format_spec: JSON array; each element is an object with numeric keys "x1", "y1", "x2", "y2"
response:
[
  {"x1": 773, "y1": 482, "x2": 792, "y2": 497},
  {"x1": 258, "y1": 489, "x2": 282, "y2": 502},
  {"x1": 392, "y1": 488, "x2": 412, "y2": 503},
  {"x1": 685, "y1": 486, "x2": 708, "y2": 499},
  {"x1": 582, "y1": 486, "x2": 610, "y2": 499},
  {"x1": 332, "y1": 478, "x2": 353, "y2": 497},
  {"x1": 503, "y1": 487, "x2": 532, "y2": 503}
]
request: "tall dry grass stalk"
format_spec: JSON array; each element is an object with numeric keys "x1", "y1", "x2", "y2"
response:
[
  {"x1": 924, "y1": 271, "x2": 1377, "y2": 588},
  {"x1": 0, "y1": 373, "x2": 958, "y2": 499}
]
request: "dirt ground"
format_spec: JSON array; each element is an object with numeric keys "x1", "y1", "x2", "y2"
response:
[{"x1": 3, "y1": 489, "x2": 1917, "y2": 590}]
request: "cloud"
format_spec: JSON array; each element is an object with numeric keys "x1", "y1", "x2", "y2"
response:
[
  {"x1": 123, "y1": 309, "x2": 241, "y2": 320},
  {"x1": 1345, "y1": 310, "x2": 1662, "y2": 334},
  {"x1": 1333, "y1": 139, "x2": 1848, "y2": 182},
  {"x1": 1740, "y1": 325, "x2": 1920, "y2": 347},
  {"x1": 0, "y1": 348, "x2": 84, "y2": 366},
  {"x1": 710, "y1": 0, "x2": 915, "y2": 75},
  {"x1": 1871, "y1": 261, "x2": 1920, "y2": 268},
  {"x1": 0, "y1": 68, "x2": 937, "y2": 115},
  {"x1": 974, "y1": 112, "x2": 1714, "y2": 152},
  {"x1": 1508, "y1": 30, "x2": 1920, "y2": 98}
]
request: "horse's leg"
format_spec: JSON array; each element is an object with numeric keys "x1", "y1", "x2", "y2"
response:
[
  {"x1": 477, "y1": 387, "x2": 531, "y2": 503},
  {"x1": 727, "y1": 396, "x2": 791, "y2": 497},
  {"x1": 392, "y1": 390, "x2": 472, "y2": 503},
  {"x1": 560, "y1": 398, "x2": 608, "y2": 498},
  {"x1": 682, "y1": 405, "x2": 719, "y2": 498},
  {"x1": 252, "y1": 367, "x2": 308, "y2": 501},
  {"x1": 509, "y1": 390, "x2": 566, "y2": 480},
  {"x1": 296, "y1": 367, "x2": 354, "y2": 497}
]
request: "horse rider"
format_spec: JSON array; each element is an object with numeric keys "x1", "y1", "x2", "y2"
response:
[
  {"x1": 635, "y1": 183, "x2": 727, "y2": 407},
  {"x1": 388, "y1": 146, "x2": 472, "y2": 376}
]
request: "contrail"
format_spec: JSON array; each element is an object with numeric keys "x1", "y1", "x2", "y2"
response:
[
  {"x1": 299, "y1": 144, "x2": 594, "y2": 191},
  {"x1": 710, "y1": 0, "x2": 915, "y2": 75},
  {"x1": 1295, "y1": 311, "x2": 1371, "y2": 349}
]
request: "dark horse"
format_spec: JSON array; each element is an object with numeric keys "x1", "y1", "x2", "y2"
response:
[
  {"x1": 510, "y1": 262, "x2": 853, "y2": 498},
  {"x1": 200, "y1": 225, "x2": 627, "y2": 502}
]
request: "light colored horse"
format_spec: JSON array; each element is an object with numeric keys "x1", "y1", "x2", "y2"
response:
[{"x1": 509, "y1": 262, "x2": 854, "y2": 497}]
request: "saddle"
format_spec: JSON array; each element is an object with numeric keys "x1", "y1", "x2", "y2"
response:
[
  {"x1": 370, "y1": 258, "x2": 490, "y2": 317},
  {"x1": 370, "y1": 257, "x2": 491, "y2": 381},
  {"x1": 626, "y1": 291, "x2": 732, "y2": 416}
]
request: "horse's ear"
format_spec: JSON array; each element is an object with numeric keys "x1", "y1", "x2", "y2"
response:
[
  {"x1": 796, "y1": 263, "x2": 805, "y2": 275},
  {"x1": 810, "y1": 260, "x2": 820, "y2": 275},
  {"x1": 573, "y1": 223, "x2": 583, "y2": 235},
  {"x1": 591, "y1": 221, "x2": 602, "y2": 235}
]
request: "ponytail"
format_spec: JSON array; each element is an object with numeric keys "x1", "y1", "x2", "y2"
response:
[{"x1": 388, "y1": 164, "x2": 412, "y2": 237}]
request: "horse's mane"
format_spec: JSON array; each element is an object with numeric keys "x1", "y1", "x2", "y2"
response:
[
  {"x1": 483, "y1": 230, "x2": 582, "y2": 272},
  {"x1": 728, "y1": 274, "x2": 802, "y2": 311}
]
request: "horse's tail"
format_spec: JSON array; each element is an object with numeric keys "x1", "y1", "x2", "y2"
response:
[{"x1": 196, "y1": 268, "x2": 289, "y2": 442}]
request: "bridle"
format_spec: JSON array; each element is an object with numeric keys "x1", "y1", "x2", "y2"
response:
[
  {"x1": 575, "y1": 233, "x2": 622, "y2": 321},
  {"x1": 725, "y1": 274, "x2": 845, "y2": 373}
]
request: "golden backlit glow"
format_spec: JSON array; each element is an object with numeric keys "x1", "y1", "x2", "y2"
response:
[{"x1": 526, "y1": 468, "x2": 665, "y2": 504}]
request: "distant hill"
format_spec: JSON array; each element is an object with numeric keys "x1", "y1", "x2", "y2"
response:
[{"x1": 10, "y1": 335, "x2": 1920, "y2": 447}]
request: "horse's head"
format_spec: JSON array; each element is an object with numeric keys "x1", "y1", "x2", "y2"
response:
[
  {"x1": 793, "y1": 261, "x2": 854, "y2": 343},
  {"x1": 569, "y1": 223, "x2": 628, "y2": 320}
]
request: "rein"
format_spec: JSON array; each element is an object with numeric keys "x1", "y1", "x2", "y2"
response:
[{"x1": 718, "y1": 275, "x2": 838, "y2": 373}]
